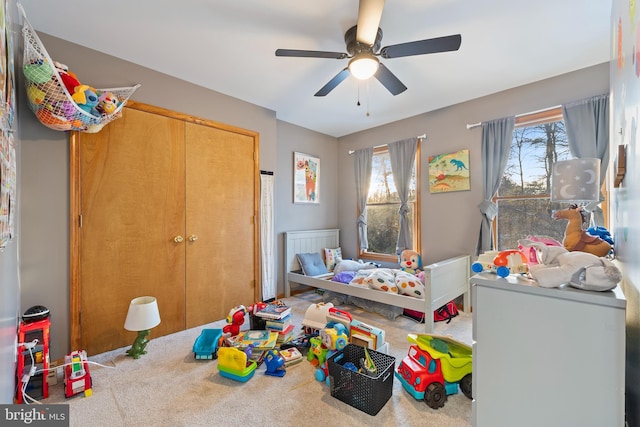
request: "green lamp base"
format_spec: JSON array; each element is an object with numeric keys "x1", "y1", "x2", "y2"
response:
[{"x1": 126, "y1": 329, "x2": 151, "y2": 359}]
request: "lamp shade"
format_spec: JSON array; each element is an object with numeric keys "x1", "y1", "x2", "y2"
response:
[
  {"x1": 348, "y1": 53, "x2": 379, "y2": 80},
  {"x1": 550, "y1": 158, "x2": 601, "y2": 203},
  {"x1": 124, "y1": 296, "x2": 161, "y2": 331}
]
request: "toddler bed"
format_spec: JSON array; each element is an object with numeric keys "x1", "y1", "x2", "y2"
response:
[{"x1": 284, "y1": 229, "x2": 471, "y2": 333}]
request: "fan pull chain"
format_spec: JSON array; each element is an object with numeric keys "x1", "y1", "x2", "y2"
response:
[
  {"x1": 366, "y1": 79, "x2": 371, "y2": 117},
  {"x1": 356, "y1": 83, "x2": 361, "y2": 106}
]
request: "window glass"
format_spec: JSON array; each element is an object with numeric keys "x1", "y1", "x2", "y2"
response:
[
  {"x1": 362, "y1": 147, "x2": 419, "y2": 259},
  {"x1": 495, "y1": 116, "x2": 571, "y2": 250}
]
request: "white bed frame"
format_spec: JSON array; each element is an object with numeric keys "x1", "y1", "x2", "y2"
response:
[{"x1": 284, "y1": 229, "x2": 471, "y2": 332}]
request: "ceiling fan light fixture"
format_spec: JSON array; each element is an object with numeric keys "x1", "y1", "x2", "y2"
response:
[{"x1": 348, "y1": 53, "x2": 379, "y2": 80}]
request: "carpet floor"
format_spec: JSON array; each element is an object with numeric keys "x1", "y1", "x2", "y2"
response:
[{"x1": 39, "y1": 291, "x2": 473, "y2": 427}]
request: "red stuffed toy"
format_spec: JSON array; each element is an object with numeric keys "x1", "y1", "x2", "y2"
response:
[
  {"x1": 54, "y1": 61, "x2": 81, "y2": 94},
  {"x1": 223, "y1": 305, "x2": 248, "y2": 337}
]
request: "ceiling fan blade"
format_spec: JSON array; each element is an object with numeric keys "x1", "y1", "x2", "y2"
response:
[
  {"x1": 356, "y1": 0, "x2": 385, "y2": 46},
  {"x1": 380, "y1": 34, "x2": 462, "y2": 58},
  {"x1": 314, "y1": 68, "x2": 350, "y2": 97},
  {"x1": 275, "y1": 49, "x2": 348, "y2": 59},
  {"x1": 374, "y1": 63, "x2": 407, "y2": 96}
]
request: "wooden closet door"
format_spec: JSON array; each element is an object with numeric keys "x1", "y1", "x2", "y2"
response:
[
  {"x1": 78, "y1": 108, "x2": 186, "y2": 355},
  {"x1": 185, "y1": 123, "x2": 257, "y2": 327}
]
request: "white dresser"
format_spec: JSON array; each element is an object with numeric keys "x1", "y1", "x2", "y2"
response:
[{"x1": 471, "y1": 272, "x2": 626, "y2": 427}]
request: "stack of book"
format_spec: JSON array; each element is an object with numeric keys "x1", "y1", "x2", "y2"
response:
[
  {"x1": 255, "y1": 300, "x2": 294, "y2": 344},
  {"x1": 265, "y1": 315, "x2": 295, "y2": 344},
  {"x1": 254, "y1": 300, "x2": 292, "y2": 320}
]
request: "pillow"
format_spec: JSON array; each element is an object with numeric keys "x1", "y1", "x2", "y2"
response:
[
  {"x1": 296, "y1": 252, "x2": 329, "y2": 277},
  {"x1": 365, "y1": 269, "x2": 398, "y2": 294},
  {"x1": 332, "y1": 270, "x2": 357, "y2": 284},
  {"x1": 324, "y1": 247, "x2": 342, "y2": 271},
  {"x1": 395, "y1": 271, "x2": 425, "y2": 298}
]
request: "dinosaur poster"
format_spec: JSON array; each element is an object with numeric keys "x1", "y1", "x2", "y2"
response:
[
  {"x1": 428, "y1": 149, "x2": 470, "y2": 193},
  {"x1": 293, "y1": 152, "x2": 320, "y2": 203}
]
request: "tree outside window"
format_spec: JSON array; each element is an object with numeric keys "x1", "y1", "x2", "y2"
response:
[
  {"x1": 495, "y1": 109, "x2": 571, "y2": 250},
  {"x1": 360, "y1": 146, "x2": 420, "y2": 261}
]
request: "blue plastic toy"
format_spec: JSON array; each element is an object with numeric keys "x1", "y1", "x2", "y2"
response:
[{"x1": 263, "y1": 350, "x2": 286, "y2": 377}]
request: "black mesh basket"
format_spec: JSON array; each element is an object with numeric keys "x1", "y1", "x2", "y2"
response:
[{"x1": 327, "y1": 344, "x2": 396, "y2": 416}]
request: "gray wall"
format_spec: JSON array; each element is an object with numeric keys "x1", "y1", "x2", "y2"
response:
[
  {"x1": 0, "y1": 0, "x2": 21, "y2": 404},
  {"x1": 275, "y1": 121, "x2": 338, "y2": 292},
  {"x1": 337, "y1": 63, "x2": 610, "y2": 264}
]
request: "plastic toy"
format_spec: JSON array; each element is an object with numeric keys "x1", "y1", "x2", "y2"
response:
[
  {"x1": 192, "y1": 328, "x2": 223, "y2": 360},
  {"x1": 553, "y1": 205, "x2": 612, "y2": 257},
  {"x1": 64, "y1": 350, "x2": 92, "y2": 398},
  {"x1": 395, "y1": 334, "x2": 472, "y2": 409},
  {"x1": 307, "y1": 336, "x2": 329, "y2": 365},
  {"x1": 471, "y1": 249, "x2": 528, "y2": 277},
  {"x1": 320, "y1": 323, "x2": 349, "y2": 351},
  {"x1": 223, "y1": 305, "x2": 248, "y2": 337},
  {"x1": 263, "y1": 350, "x2": 286, "y2": 377},
  {"x1": 217, "y1": 347, "x2": 257, "y2": 382},
  {"x1": 301, "y1": 302, "x2": 334, "y2": 334},
  {"x1": 360, "y1": 347, "x2": 377, "y2": 376}
]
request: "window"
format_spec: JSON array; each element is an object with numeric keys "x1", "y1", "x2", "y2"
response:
[
  {"x1": 360, "y1": 145, "x2": 420, "y2": 261},
  {"x1": 494, "y1": 107, "x2": 571, "y2": 250}
]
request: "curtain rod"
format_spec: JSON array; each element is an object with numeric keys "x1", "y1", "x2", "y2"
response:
[
  {"x1": 348, "y1": 134, "x2": 426, "y2": 155},
  {"x1": 466, "y1": 105, "x2": 562, "y2": 130}
]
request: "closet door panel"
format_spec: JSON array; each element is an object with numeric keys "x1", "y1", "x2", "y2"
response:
[
  {"x1": 79, "y1": 108, "x2": 186, "y2": 355},
  {"x1": 185, "y1": 123, "x2": 257, "y2": 327}
]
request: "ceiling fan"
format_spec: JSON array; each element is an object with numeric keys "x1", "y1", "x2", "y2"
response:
[{"x1": 275, "y1": 0, "x2": 462, "y2": 97}]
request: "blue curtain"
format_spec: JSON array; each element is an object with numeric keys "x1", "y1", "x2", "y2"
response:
[
  {"x1": 388, "y1": 137, "x2": 419, "y2": 254},
  {"x1": 354, "y1": 148, "x2": 373, "y2": 250},
  {"x1": 476, "y1": 117, "x2": 515, "y2": 255},
  {"x1": 562, "y1": 94, "x2": 609, "y2": 225}
]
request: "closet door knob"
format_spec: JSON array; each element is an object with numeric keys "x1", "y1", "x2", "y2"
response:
[
  {"x1": 189, "y1": 235, "x2": 199, "y2": 242},
  {"x1": 174, "y1": 235, "x2": 184, "y2": 243}
]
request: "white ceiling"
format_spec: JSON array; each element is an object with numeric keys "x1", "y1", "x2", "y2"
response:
[{"x1": 17, "y1": 0, "x2": 612, "y2": 138}]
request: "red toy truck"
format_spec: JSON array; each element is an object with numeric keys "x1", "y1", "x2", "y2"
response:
[{"x1": 395, "y1": 334, "x2": 472, "y2": 409}]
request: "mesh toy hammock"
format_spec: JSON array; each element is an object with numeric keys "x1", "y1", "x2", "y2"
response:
[{"x1": 19, "y1": 4, "x2": 140, "y2": 133}]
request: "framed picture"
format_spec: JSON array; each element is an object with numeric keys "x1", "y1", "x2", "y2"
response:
[
  {"x1": 428, "y1": 149, "x2": 470, "y2": 193},
  {"x1": 293, "y1": 152, "x2": 320, "y2": 204}
]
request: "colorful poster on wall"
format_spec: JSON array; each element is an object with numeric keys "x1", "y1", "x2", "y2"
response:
[
  {"x1": 293, "y1": 152, "x2": 320, "y2": 204},
  {"x1": 0, "y1": 130, "x2": 14, "y2": 247},
  {"x1": 4, "y1": 0, "x2": 15, "y2": 128},
  {"x1": 428, "y1": 149, "x2": 470, "y2": 193}
]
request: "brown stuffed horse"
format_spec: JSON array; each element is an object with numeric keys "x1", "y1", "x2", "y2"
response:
[{"x1": 552, "y1": 205, "x2": 611, "y2": 257}]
